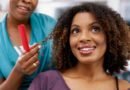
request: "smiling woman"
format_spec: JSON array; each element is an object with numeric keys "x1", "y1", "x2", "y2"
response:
[
  {"x1": 0, "y1": 0, "x2": 56, "y2": 90},
  {"x1": 29, "y1": 2, "x2": 130, "y2": 90},
  {"x1": 69, "y1": 13, "x2": 106, "y2": 64}
]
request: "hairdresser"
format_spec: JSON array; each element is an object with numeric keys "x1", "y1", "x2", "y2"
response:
[{"x1": 0, "y1": 0, "x2": 56, "y2": 90}]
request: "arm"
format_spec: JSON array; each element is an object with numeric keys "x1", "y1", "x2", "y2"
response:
[
  {"x1": 0, "y1": 79, "x2": 4, "y2": 84},
  {"x1": 0, "y1": 44, "x2": 40, "y2": 90},
  {"x1": 0, "y1": 69, "x2": 24, "y2": 90}
]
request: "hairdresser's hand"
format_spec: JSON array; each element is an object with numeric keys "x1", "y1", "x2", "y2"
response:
[{"x1": 13, "y1": 44, "x2": 41, "y2": 76}]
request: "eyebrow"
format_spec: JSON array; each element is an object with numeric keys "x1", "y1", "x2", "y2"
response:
[
  {"x1": 71, "y1": 21, "x2": 100, "y2": 28},
  {"x1": 71, "y1": 25, "x2": 79, "y2": 28},
  {"x1": 89, "y1": 21, "x2": 100, "y2": 26}
]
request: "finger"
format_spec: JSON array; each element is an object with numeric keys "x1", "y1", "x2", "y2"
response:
[
  {"x1": 30, "y1": 43, "x2": 39, "y2": 49},
  {"x1": 23, "y1": 53, "x2": 39, "y2": 68},
  {"x1": 17, "y1": 53, "x2": 38, "y2": 71},
  {"x1": 30, "y1": 43, "x2": 41, "y2": 50},
  {"x1": 25, "y1": 60, "x2": 40, "y2": 75},
  {"x1": 26, "y1": 45, "x2": 40, "y2": 58},
  {"x1": 27, "y1": 67, "x2": 38, "y2": 75},
  {"x1": 20, "y1": 45, "x2": 40, "y2": 62},
  {"x1": 18, "y1": 43, "x2": 40, "y2": 56},
  {"x1": 15, "y1": 59, "x2": 39, "y2": 75}
]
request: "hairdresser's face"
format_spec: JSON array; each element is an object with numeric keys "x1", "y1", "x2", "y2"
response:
[
  {"x1": 8, "y1": 0, "x2": 38, "y2": 21},
  {"x1": 70, "y1": 12, "x2": 106, "y2": 64}
]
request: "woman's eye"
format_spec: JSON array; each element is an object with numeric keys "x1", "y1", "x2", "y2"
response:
[
  {"x1": 71, "y1": 28, "x2": 79, "y2": 34},
  {"x1": 92, "y1": 26, "x2": 102, "y2": 33}
]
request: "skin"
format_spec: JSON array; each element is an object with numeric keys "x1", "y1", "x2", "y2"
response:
[
  {"x1": 0, "y1": 0, "x2": 40, "y2": 90},
  {"x1": 8, "y1": 0, "x2": 38, "y2": 21},
  {"x1": 61, "y1": 12, "x2": 130, "y2": 90},
  {"x1": 70, "y1": 12, "x2": 106, "y2": 65},
  {"x1": 7, "y1": 0, "x2": 38, "y2": 45}
]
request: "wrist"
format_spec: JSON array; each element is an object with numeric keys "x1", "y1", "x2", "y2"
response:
[{"x1": 12, "y1": 67, "x2": 25, "y2": 78}]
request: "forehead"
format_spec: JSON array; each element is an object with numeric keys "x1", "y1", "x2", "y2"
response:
[
  {"x1": 10, "y1": 0, "x2": 38, "y2": 3},
  {"x1": 72, "y1": 12, "x2": 97, "y2": 25}
]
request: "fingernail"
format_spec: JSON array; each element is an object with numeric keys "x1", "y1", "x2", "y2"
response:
[
  {"x1": 31, "y1": 43, "x2": 37, "y2": 47},
  {"x1": 33, "y1": 43, "x2": 36, "y2": 45},
  {"x1": 38, "y1": 45, "x2": 41, "y2": 49}
]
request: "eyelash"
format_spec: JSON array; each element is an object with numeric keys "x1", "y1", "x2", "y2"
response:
[
  {"x1": 70, "y1": 28, "x2": 79, "y2": 34},
  {"x1": 91, "y1": 26, "x2": 102, "y2": 33},
  {"x1": 70, "y1": 26, "x2": 102, "y2": 34}
]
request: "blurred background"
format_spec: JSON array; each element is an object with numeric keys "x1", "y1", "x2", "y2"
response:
[
  {"x1": 0, "y1": 0, "x2": 130, "y2": 82},
  {"x1": 0, "y1": 0, "x2": 130, "y2": 24}
]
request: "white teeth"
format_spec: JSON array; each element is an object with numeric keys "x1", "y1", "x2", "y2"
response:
[
  {"x1": 19, "y1": 6, "x2": 28, "y2": 11},
  {"x1": 80, "y1": 48, "x2": 94, "y2": 51}
]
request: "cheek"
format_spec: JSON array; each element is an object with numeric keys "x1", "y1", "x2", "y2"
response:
[
  {"x1": 9, "y1": 0, "x2": 16, "y2": 9},
  {"x1": 32, "y1": 0, "x2": 38, "y2": 4},
  {"x1": 32, "y1": 0, "x2": 38, "y2": 8},
  {"x1": 69, "y1": 38, "x2": 76, "y2": 57},
  {"x1": 10, "y1": 0, "x2": 16, "y2": 5},
  {"x1": 102, "y1": 36, "x2": 106, "y2": 47},
  {"x1": 94, "y1": 34, "x2": 107, "y2": 48},
  {"x1": 97, "y1": 34, "x2": 106, "y2": 44},
  {"x1": 69, "y1": 36, "x2": 76, "y2": 48},
  {"x1": 69, "y1": 38, "x2": 73, "y2": 49},
  {"x1": 97, "y1": 37, "x2": 107, "y2": 52}
]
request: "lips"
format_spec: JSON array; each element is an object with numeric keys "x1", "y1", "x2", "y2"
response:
[
  {"x1": 78, "y1": 45, "x2": 96, "y2": 55},
  {"x1": 17, "y1": 5, "x2": 31, "y2": 14}
]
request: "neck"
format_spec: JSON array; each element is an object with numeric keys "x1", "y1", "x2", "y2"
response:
[
  {"x1": 64, "y1": 61, "x2": 109, "y2": 81},
  {"x1": 7, "y1": 14, "x2": 30, "y2": 29}
]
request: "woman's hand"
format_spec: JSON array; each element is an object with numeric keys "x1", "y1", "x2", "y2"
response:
[{"x1": 13, "y1": 44, "x2": 41, "y2": 76}]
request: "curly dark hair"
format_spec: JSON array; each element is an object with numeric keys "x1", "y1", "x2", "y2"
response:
[{"x1": 50, "y1": 2, "x2": 130, "y2": 74}]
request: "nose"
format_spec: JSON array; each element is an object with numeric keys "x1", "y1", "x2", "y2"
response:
[
  {"x1": 23, "y1": 0, "x2": 32, "y2": 3},
  {"x1": 79, "y1": 31, "x2": 91, "y2": 43}
]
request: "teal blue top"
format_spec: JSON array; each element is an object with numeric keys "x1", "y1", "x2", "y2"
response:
[{"x1": 0, "y1": 13, "x2": 56, "y2": 90}]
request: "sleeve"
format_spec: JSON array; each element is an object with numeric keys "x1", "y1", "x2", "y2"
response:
[{"x1": 28, "y1": 73, "x2": 48, "y2": 90}]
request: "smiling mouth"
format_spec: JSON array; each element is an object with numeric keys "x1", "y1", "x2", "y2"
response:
[
  {"x1": 17, "y1": 5, "x2": 31, "y2": 14},
  {"x1": 78, "y1": 46, "x2": 96, "y2": 55}
]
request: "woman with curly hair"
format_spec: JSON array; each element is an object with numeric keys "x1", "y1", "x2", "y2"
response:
[{"x1": 29, "y1": 2, "x2": 130, "y2": 90}]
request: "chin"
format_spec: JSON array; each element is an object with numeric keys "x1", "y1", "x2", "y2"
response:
[
  {"x1": 78, "y1": 58, "x2": 97, "y2": 64},
  {"x1": 16, "y1": 15, "x2": 29, "y2": 21}
]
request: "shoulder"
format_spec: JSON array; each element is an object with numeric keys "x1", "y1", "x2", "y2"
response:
[
  {"x1": 37, "y1": 70, "x2": 60, "y2": 79},
  {"x1": 119, "y1": 79, "x2": 130, "y2": 90},
  {"x1": 31, "y1": 12, "x2": 56, "y2": 23},
  {"x1": 35, "y1": 70, "x2": 61, "y2": 86},
  {"x1": 30, "y1": 12, "x2": 56, "y2": 32},
  {"x1": 29, "y1": 70, "x2": 65, "y2": 90},
  {"x1": 30, "y1": 70, "x2": 59, "y2": 85},
  {"x1": 29, "y1": 70, "x2": 58, "y2": 90}
]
